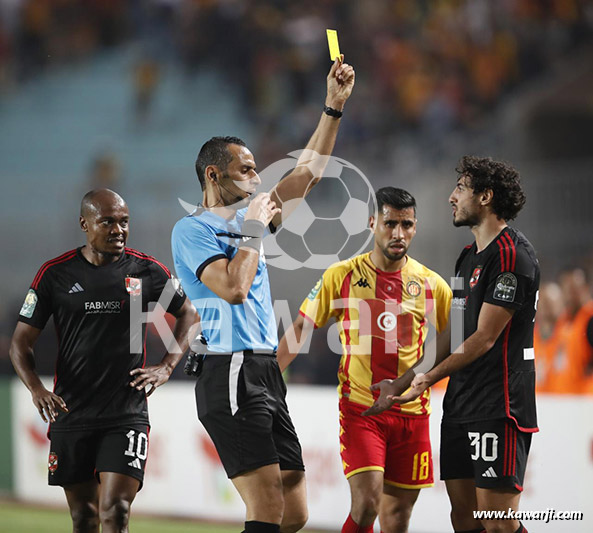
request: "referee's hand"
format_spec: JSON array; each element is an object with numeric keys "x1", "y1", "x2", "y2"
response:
[
  {"x1": 244, "y1": 192, "x2": 281, "y2": 226},
  {"x1": 326, "y1": 55, "x2": 355, "y2": 111},
  {"x1": 30, "y1": 384, "x2": 68, "y2": 423}
]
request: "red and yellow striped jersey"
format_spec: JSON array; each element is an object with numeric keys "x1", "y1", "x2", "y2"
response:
[{"x1": 300, "y1": 252, "x2": 452, "y2": 415}]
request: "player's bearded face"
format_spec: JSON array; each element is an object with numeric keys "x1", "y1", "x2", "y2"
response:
[
  {"x1": 450, "y1": 177, "x2": 481, "y2": 227},
  {"x1": 373, "y1": 206, "x2": 416, "y2": 262}
]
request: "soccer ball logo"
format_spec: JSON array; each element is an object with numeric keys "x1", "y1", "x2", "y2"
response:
[
  {"x1": 177, "y1": 150, "x2": 376, "y2": 271},
  {"x1": 264, "y1": 154, "x2": 376, "y2": 270}
]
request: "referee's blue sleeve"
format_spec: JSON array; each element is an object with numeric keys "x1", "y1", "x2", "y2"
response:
[{"x1": 172, "y1": 218, "x2": 227, "y2": 281}]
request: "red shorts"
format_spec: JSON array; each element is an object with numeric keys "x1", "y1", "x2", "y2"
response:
[{"x1": 339, "y1": 399, "x2": 433, "y2": 489}]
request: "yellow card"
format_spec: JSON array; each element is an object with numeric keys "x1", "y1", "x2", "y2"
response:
[{"x1": 326, "y1": 29, "x2": 341, "y2": 62}]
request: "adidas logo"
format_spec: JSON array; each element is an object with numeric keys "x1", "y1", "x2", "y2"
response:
[
  {"x1": 128, "y1": 458, "x2": 142, "y2": 470},
  {"x1": 68, "y1": 283, "x2": 84, "y2": 294},
  {"x1": 354, "y1": 278, "x2": 371, "y2": 288},
  {"x1": 482, "y1": 467, "x2": 497, "y2": 478}
]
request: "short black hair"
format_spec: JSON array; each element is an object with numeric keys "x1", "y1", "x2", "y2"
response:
[
  {"x1": 375, "y1": 187, "x2": 416, "y2": 216},
  {"x1": 456, "y1": 155, "x2": 526, "y2": 221},
  {"x1": 195, "y1": 136, "x2": 247, "y2": 190}
]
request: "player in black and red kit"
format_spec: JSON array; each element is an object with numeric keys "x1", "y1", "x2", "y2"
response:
[
  {"x1": 367, "y1": 156, "x2": 539, "y2": 533},
  {"x1": 9, "y1": 189, "x2": 198, "y2": 533}
]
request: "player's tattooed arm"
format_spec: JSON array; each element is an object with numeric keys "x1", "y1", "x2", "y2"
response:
[{"x1": 9, "y1": 322, "x2": 68, "y2": 422}]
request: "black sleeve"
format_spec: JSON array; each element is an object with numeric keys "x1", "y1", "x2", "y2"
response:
[
  {"x1": 454, "y1": 245, "x2": 472, "y2": 275},
  {"x1": 17, "y1": 269, "x2": 53, "y2": 329},
  {"x1": 483, "y1": 247, "x2": 534, "y2": 311},
  {"x1": 149, "y1": 262, "x2": 187, "y2": 314}
]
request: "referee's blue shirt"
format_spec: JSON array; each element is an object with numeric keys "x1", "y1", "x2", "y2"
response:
[{"x1": 171, "y1": 208, "x2": 277, "y2": 353}]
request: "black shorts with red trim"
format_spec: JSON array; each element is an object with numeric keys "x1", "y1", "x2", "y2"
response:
[
  {"x1": 195, "y1": 352, "x2": 305, "y2": 479},
  {"x1": 48, "y1": 423, "x2": 150, "y2": 489},
  {"x1": 440, "y1": 418, "x2": 532, "y2": 491}
]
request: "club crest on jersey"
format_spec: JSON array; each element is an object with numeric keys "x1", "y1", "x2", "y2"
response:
[
  {"x1": 469, "y1": 267, "x2": 482, "y2": 289},
  {"x1": 406, "y1": 280, "x2": 421, "y2": 297},
  {"x1": 125, "y1": 277, "x2": 142, "y2": 297},
  {"x1": 48, "y1": 452, "x2": 58, "y2": 473}
]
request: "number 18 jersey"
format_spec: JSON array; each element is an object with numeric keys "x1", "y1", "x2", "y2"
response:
[{"x1": 300, "y1": 253, "x2": 452, "y2": 416}]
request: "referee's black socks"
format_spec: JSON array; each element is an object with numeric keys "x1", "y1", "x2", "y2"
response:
[{"x1": 243, "y1": 521, "x2": 280, "y2": 533}]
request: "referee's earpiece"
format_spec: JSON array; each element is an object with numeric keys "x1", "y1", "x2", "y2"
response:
[{"x1": 210, "y1": 172, "x2": 218, "y2": 182}]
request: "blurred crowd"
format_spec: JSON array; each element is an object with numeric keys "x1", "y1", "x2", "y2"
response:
[
  {"x1": 534, "y1": 264, "x2": 593, "y2": 394},
  {"x1": 1, "y1": 0, "x2": 592, "y2": 144}
]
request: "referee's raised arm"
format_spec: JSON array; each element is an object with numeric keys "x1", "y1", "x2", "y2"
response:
[{"x1": 269, "y1": 56, "x2": 355, "y2": 228}]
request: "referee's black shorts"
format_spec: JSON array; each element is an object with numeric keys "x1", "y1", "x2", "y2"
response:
[{"x1": 195, "y1": 352, "x2": 305, "y2": 479}]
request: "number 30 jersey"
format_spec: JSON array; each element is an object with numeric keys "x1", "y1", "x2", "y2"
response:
[{"x1": 444, "y1": 227, "x2": 540, "y2": 432}]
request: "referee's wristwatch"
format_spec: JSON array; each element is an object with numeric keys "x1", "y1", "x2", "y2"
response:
[{"x1": 323, "y1": 105, "x2": 343, "y2": 118}]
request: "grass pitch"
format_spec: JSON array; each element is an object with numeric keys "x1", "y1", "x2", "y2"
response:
[
  {"x1": 0, "y1": 501, "x2": 330, "y2": 532},
  {"x1": 0, "y1": 501, "x2": 241, "y2": 532}
]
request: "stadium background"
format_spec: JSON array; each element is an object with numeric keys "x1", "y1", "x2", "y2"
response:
[{"x1": 0, "y1": 1, "x2": 592, "y2": 531}]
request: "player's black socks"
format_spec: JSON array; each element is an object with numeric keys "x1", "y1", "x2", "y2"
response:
[{"x1": 244, "y1": 521, "x2": 280, "y2": 533}]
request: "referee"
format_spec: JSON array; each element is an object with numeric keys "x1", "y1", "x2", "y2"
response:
[
  {"x1": 10, "y1": 189, "x2": 198, "y2": 533},
  {"x1": 172, "y1": 57, "x2": 355, "y2": 533}
]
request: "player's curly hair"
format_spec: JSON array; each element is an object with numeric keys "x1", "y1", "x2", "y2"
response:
[
  {"x1": 456, "y1": 155, "x2": 526, "y2": 221},
  {"x1": 195, "y1": 136, "x2": 247, "y2": 190}
]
